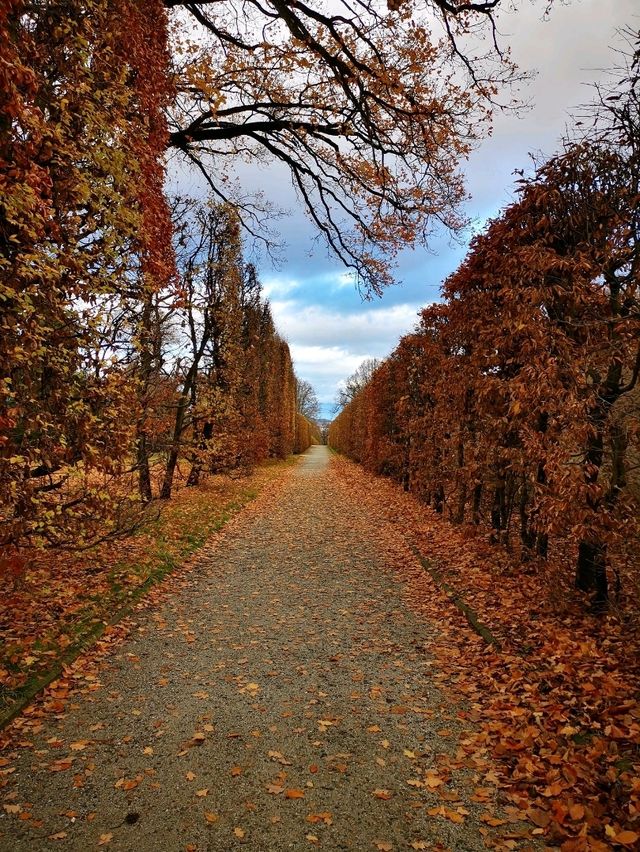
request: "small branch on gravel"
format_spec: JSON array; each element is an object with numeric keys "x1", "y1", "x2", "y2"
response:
[{"x1": 409, "y1": 545, "x2": 502, "y2": 650}]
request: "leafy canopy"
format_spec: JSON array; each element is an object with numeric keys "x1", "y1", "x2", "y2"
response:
[{"x1": 166, "y1": 0, "x2": 525, "y2": 292}]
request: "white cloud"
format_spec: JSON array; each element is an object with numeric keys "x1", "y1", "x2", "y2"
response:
[
  {"x1": 260, "y1": 276, "x2": 301, "y2": 299},
  {"x1": 271, "y1": 301, "x2": 419, "y2": 355},
  {"x1": 269, "y1": 301, "x2": 421, "y2": 405}
]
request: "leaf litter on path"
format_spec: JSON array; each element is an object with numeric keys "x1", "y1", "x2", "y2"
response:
[{"x1": 1, "y1": 448, "x2": 542, "y2": 850}]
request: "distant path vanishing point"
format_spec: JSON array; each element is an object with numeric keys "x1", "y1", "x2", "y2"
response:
[{"x1": 2, "y1": 446, "x2": 506, "y2": 851}]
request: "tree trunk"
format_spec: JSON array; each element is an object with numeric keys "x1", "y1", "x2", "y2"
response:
[
  {"x1": 136, "y1": 433, "x2": 152, "y2": 502},
  {"x1": 576, "y1": 540, "x2": 608, "y2": 608},
  {"x1": 452, "y1": 439, "x2": 466, "y2": 524},
  {"x1": 490, "y1": 483, "x2": 505, "y2": 540},
  {"x1": 574, "y1": 350, "x2": 625, "y2": 606},
  {"x1": 574, "y1": 406, "x2": 606, "y2": 600},
  {"x1": 519, "y1": 476, "x2": 536, "y2": 559},
  {"x1": 472, "y1": 482, "x2": 482, "y2": 524},
  {"x1": 187, "y1": 420, "x2": 213, "y2": 487},
  {"x1": 536, "y1": 532, "x2": 549, "y2": 559},
  {"x1": 136, "y1": 300, "x2": 155, "y2": 503},
  {"x1": 160, "y1": 364, "x2": 201, "y2": 499}
]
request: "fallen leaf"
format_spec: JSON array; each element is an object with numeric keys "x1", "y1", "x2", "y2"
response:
[
  {"x1": 481, "y1": 813, "x2": 507, "y2": 827},
  {"x1": 614, "y1": 831, "x2": 639, "y2": 847},
  {"x1": 569, "y1": 804, "x2": 585, "y2": 821},
  {"x1": 49, "y1": 759, "x2": 74, "y2": 772},
  {"x1": 373, "y1": 789, "x2": 393, "y2": 800},
  {"x1": 268, "y1": 750, "x2": 292, "y2": 766},
  {"x1": 527, "y1": 807, "x2": 551, "y2": 828},
  {"x1": 284, "y1": 788, "x2": 305, "y2": 799},
  {"x1": 307, "y1": 812, "x2": 333, "y2": 825}
]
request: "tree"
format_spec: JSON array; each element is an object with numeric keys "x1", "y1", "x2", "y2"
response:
[
  {"x1": 0, "y1": 0, "x2": 175, "y2": 547},
  {"x1": 295, "y1": 379, "x2": 320, "y2": 423},
  {"x1": 335, "y1": 358, "x2": 382, "y2": 411},
  {"x1": 329, "y1": 53, "x2": 640, "y2": 612},
  {"x1": 160, "y1": 201, "x2": 244, "y2": 498},
  {"x1": 165, "y1": 0, "x2": 528, "y2": 292}
]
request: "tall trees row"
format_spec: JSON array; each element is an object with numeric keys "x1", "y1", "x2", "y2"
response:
[
  {"x1": 0, "y1": 2, "x2": 316, "y2": 552},
  {"x1": 149, "y1": 200, "x2": 316, "y2": 504},
  {"x1": 330, "y1": 66, "x2": 640, "y2": 608},
  {"x1": 0, "y1": 0, "x2": 570, "y2": 552},
  {"x1": 1, "y1": 0, "x2": 176, "y2": 549}
]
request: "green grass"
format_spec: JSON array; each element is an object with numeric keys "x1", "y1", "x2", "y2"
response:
[{"x1": 0, "y1": 459, "x2": 295, "y2": 729}]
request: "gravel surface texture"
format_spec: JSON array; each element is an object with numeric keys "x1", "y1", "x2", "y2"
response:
[{"x1": 1, "y1": 447, "x2": 504, "y2": 851}]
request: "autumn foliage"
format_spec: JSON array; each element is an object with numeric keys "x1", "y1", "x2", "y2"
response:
[
  {"x1": 0, "y1": 3, "x2": 316, "y2": 554},
  {"x1": 330, "y1": 138, "x2": 640, "y2": 610}
]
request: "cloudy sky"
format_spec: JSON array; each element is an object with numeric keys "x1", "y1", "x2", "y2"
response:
[{"x1": 173, "y1": 0, "x2": 638, "y2": 418}]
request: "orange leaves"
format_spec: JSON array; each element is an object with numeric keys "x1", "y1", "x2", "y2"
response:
[
  {"x1": 268, "y1": 750, "x2": 292, "y2": 766},
  {"x1": 372, "y1": 788, "x2": 393, "y2": 800},
  {"x1": 426, "y1": 805, "x2": 466, "y2": 824},
  {"x1": 306, "y1": 812, "x2": 333, "y2": 825},
  {"x1": 48, "y1": 758, "x2": 74, "y2": 773},
  {"x1": 284, "y1": 788, "x2": 305, "y2": 799},
  {"x1": 526, "y1": 807, "x2": 551, "y2": 828},
  {"x1": 610, "y1": 830, "x2": 640, "y2": 847},
  {"x1": 115, "y1": 775, "x2": 143, "y2": 791},
  {"x1": 328, "y1": 453, "x2": 640, "y2": 848}
]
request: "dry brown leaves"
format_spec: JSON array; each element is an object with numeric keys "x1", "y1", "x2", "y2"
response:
[
  {"x1": 333, "y1": 455, "x2": 640, "y2": 851},
  {"x1": 0, "y1": 460, "x2": 295, "y2": 741}
]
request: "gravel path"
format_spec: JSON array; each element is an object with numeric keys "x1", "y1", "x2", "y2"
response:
[{"x1": 1, "y1": 447, "x2": 496, "y2": 851}]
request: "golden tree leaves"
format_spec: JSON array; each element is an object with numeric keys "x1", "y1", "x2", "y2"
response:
[
  {"x1": 167, "y1": 0, "x2": 518, "y2": 292},
  {"x1": 0, "y1": 0, "x2": 174, "y2": 549},
  {"x1": 329, "y1": 139, "x2": 640, "y2": 609}
]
